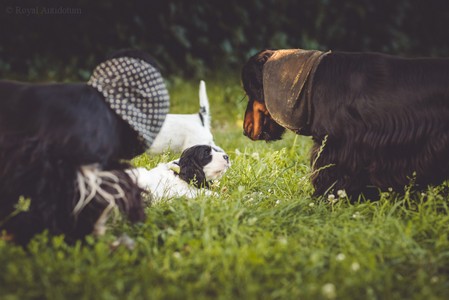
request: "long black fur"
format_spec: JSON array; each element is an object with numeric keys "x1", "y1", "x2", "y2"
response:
[
  {"x1": 242, "y1": 50, "x2": 449, "y2": 200},
  {"x1": 178, "y1": 145, "x2": 214, "y2": 188},
  {"x1": 0, "y1": 51, "x2": 154, "y2": 245}
]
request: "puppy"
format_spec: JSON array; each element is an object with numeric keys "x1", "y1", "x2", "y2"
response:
[
  {"x1": 149, "y1": 80, "x2": 223, "y2": 153},
  {"x1": 242, "y1": 48, "x2": 449, "y2": 200},
  {"x1": 0, "y1": 49, "x2": 169, "y2": 244},
  {"x1": 129, "y1": 145, "x2": 230, "y2": 201}
]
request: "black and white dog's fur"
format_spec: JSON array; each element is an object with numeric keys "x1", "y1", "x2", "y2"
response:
[
  {"x1": 0, "y1": 50, "x2": 162, "y2": 245},
  {"x1": 129, "y1": 145, "x2": 230, "y2": 201},
  {"x1": 149, "y1": 81, "x2": 222, "y2": 153}
]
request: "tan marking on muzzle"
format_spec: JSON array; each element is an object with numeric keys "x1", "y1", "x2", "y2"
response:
[{"x1": 244, "y1": 100, "x2": 269, "y2": 140}]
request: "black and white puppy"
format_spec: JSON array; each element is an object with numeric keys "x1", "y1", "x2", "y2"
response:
[
  {"x1": 129, "y1": 145, "x2": 230, "y2": 201},
  {"x1": 149, "y1": 81, "x2": 223, "y2": 153},
  {"x1": 0, "y1": 49, "x2": 169, "y2": 245}
]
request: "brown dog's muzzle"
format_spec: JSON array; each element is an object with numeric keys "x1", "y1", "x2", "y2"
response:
[{"x1": 243, "y1": 100, "x2": 269, "y2": 140}]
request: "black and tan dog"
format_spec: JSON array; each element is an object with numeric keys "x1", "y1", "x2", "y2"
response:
[
  {"x1": 0, "y1": 50, "x2": 169, "y2": 244},
  {"x1": 242, "y1": 49, "x2": 449, "y2": 199}
]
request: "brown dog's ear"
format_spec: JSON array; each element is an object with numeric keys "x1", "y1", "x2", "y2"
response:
[{"x1": 262, "y1": 49, "x2": 330, "y2": 134}]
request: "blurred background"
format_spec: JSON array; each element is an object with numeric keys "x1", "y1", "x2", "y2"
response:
[{"x1": 1, "y1": 0, "x2": 449, "y2": 82}]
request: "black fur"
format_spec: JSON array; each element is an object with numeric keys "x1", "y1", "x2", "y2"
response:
[
  {"x1": 0, "y1": 51, "x2": 160, "y2": 245},
  {"x1": 242, "y1": 50, "x2": 287, "y2": 141},
  {"x1": 178, "y1": 145, "x2": 215, "y2": 188},
  {"x1": 241, "y1": 50, "x2": 271, "y2": 102},
  {"x1": 242, "y1": 50, "x2": 449, "y2": 200}
]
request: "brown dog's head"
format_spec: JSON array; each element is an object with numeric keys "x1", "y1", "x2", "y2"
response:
[
  {"x1": 242, "y1": 48, "x2": 329, "y2": 141},
  {"x1": 242, "y1": 50, "x2": 286, "y2": 141}
]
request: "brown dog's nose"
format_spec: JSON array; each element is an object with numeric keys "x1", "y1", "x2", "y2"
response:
[{"x1": 243, "y1": 121, "x2": 253, "y2": 138}]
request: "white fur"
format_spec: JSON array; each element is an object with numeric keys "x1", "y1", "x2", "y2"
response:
[
  {"x1": 149, "y1": 80, "x2": 221, "y2": 154},
  {"x1": 203, "y1": 149, "x2": 230, "y2": 181},
  {"x1": 128, "y1": 148, "x2": 230, "y2": 202}
]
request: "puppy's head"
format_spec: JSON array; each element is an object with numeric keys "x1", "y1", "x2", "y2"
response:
[
  {"x1": 178, "y1": 145, "x2": 230, "y2": 188},
  {"x1": 242, "y1": 50, "x2": 286, "y2": 141}
]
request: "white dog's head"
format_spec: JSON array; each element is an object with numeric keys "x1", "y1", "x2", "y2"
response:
[{"x1": 178, "y1": 145, "x2": 230, "y2": 187}]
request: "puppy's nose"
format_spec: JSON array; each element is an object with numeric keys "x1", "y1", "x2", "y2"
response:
[{"x1": 223, "y1": 154, "x2": 229, "y2": 162}]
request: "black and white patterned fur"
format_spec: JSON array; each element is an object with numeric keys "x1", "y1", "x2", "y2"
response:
[{"x1": 129, "y1": 145, "x2": 230, "y2": 201}]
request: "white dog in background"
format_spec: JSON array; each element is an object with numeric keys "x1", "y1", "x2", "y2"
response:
[
  {"x1": 129, "y1": 145, "x2": 230, "y2": 202},
  {"x1": 149, "y1": 81, "x2": 222, "y2": 154}
]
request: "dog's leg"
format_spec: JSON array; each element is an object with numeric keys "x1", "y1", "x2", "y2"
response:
[{"x1": 310, "y1": 139, "x2": 374, "y2": 201}]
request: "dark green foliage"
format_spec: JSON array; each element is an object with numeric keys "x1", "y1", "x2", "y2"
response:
[{"x1": 1, "y1": 0, "x2": 449, "y2": 80}]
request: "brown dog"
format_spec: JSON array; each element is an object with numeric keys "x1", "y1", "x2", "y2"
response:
[{"x1": 242, "y1": 49, "x2": 449, "y2": 200}]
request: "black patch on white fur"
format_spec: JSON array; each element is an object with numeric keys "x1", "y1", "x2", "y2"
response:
[
  {"x1": 198, "y1": 112, "x2": 205, "y2": 127},
  {"x1": 178, "y1": 145, "x2": 213, "y2": 188}
]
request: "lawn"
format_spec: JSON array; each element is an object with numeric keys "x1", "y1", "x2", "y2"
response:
[{"x1": 1, "y1": 76, "x2": 449, "y2": 300}]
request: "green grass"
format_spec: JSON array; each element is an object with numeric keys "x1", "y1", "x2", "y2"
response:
[{"x1": 2, "y1": 76, "x2": 449, "y2": 299}]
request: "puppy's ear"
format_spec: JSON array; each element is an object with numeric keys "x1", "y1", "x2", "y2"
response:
[{"x1": 178, "y1": 160, "x2": 207, "y2": 188}]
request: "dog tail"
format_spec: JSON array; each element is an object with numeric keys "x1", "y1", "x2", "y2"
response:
[{"x1": 199, "y1": 80, "x2": 211, "y2": 130}]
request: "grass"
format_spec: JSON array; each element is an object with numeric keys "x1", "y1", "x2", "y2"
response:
[{"x1": 1, "y1": 76, "x2": 449, "y2": 299}]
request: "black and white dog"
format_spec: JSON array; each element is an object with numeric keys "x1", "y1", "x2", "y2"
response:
[
  {"x1": 149, "y1": 81, "x2": 223, "y2": 153},
  {"x1": 0, "y1": 50, "x2": 169, "y2": 244},
  {"x1": 129, "y1": 145, "x2": 230, "y2": 201}
]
